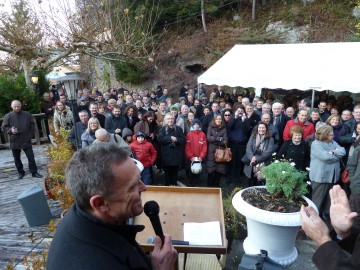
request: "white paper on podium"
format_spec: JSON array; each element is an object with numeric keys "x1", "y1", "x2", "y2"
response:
[{"x1": 184, "y1": 221, "x2": 222, "y2": 246}]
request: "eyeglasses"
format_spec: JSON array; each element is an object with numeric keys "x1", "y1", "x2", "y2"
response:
[{"x1": 224, "y1": 114, "x2": 231, "y2": 117}]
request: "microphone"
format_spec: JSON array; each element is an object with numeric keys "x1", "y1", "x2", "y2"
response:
[{"x1": 144, "y1": 200, "x2": 165, "y2": 244}]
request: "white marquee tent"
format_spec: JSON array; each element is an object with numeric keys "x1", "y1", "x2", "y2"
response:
[{"x1": 197, "y1": 42, "x2": 360, "y2": 96}]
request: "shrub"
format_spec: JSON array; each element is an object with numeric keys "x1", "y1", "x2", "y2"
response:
[
  {"x1": 0, "y1": 74, "x2": 41, "y2": 117},
  {"x1": 261, "y1": 160, "x2": 308, "y2": 201}
]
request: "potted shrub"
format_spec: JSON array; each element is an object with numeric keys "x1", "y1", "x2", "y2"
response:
[
  {"x1": 222, "y1": 187, "x2": 247, "y2": 252},
  {"x1": 232, "y1": 160, "x2": 317, "y2": 267}
]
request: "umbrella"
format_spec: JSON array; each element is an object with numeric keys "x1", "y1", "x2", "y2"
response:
[{"x1": 45, "y1": 70, "x2": 67, "y2": 80}]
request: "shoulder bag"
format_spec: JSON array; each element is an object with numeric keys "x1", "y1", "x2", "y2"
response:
[
  {"x1": 215, "y1": 142, "x2": 232, "y2": 163},
  {"x1": 339, "y1": 159, "x2": 350, "y2": 184}
]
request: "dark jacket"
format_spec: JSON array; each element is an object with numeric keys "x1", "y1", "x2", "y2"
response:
[
  {"x1": 47, "y1": 204, "x2": 152, "y2": 270},
  {"x1": 105, "y1": 114, "x2": 128, "y2": 135},
  {"x1": 206, "y1": 124, "x2": 228, "y2": 174},
  {"x1": 91, "y1": 113, "x2": 106, "y2": 128},
  {"x1": 277, "y1": 139, "x2": 310, "y2": 171},
  {"x1": 243, "y1": 136, "x2": 274, "y2": 178},
  {"x1": 271, "y1": 114, "x2": 289, "y2": 145},
  {"x1": 157, "y1": 125, "x2": 185, "y2": 166},
  {"x1": 68, "y1": 121, "x2": 87, "y2": 149},
  {"x1": 1, "y1": 110, "x2": 35, "y2": 149},
  {"x1": 313, "y1": 228, "x2": 360, "y2": 270},
  {"x1": 227, "y1": 116, "x2": 250, "y2": 143}
]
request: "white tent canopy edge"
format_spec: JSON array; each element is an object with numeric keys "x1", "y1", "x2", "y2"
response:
[{"x1": 197, "y1": 42, "x2": 360, "y2": 97}]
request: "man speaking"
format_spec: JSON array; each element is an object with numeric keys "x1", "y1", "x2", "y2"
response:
[{"x1": 47, "y1": 144, "x2": 177, "y2": 270}]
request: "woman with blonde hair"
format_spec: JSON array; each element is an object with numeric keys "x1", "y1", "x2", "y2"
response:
[
  {"x1": 81, "y1": 117, "x2": 101, "y2": 147},
  {"x1": 310, "y1": 125, "x2": 346, "y2": 221},
  {"x1": 325, "y1": 114, "x2": 346, "y2": 143}
]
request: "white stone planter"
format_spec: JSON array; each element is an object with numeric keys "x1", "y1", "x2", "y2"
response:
[{"x1": 232, "y1": 186, "x2": 317, "y2": 267}]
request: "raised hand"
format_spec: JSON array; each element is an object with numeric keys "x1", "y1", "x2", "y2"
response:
[{"x1": 329, "y1": 185, "x2": 358, "y2": 239}]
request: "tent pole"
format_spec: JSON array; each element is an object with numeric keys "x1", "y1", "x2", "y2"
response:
[
  {"x1": 311, "y1": 89, "x2": 315, "y2": 109},
  {"x1": 252, "y1": 0, "x2": 256, "y2": 20}
]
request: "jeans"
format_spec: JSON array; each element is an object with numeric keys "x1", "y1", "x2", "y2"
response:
[
  {"x1": 12, "y1": 146, "x2": 38, "y2": 174},
  {"x1": 141, "y1": 167, "x2": 151, "y2": 185}
]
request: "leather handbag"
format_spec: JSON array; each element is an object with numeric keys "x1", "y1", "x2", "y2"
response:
[
  {"x1": 340, "y1": 159, "x2": 350, "y2": 184},
  {"x1": 215, "y1": 142, "x2": 232, "y2": 163}
]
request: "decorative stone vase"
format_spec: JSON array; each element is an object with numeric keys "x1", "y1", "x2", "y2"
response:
[{"x1": 232, "y1": 186, "x2": 317, "y2": 267}]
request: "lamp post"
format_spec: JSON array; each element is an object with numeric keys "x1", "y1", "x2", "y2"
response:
[
  {"x1": 30, "y1": 70, "x2": 40, "y2": 94},
  {"x1": 58, "y1": 73, "x2": 84, "y2": 150}
]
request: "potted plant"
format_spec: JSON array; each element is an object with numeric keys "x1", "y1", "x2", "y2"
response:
[
  {"x1": 232, "y1": 160, "x2": 317, "y2": 267},
  {"x1": 222, "y1": 187, "x2": 247, "y2": 252}
]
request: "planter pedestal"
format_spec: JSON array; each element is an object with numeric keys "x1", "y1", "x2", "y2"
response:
[{"x1": 232, "y1": 186, "x2": 317, "y2": 268}]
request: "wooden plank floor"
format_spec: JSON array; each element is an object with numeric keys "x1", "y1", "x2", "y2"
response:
[{"x1": 0, "y1": 144, "x2": 61, "y2": 269}]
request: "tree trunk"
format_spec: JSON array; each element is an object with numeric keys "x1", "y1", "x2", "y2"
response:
[
  {"x1": 22, "y1": 58, "x2": 33, "y2": 90},
  {"x1": 201, "y1": 0, "x2": 207, "y2": 33}
]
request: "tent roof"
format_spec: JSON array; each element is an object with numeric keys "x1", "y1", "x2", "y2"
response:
[{"x1": 198, "y1": 42, "x2": 360, "y2": 93}]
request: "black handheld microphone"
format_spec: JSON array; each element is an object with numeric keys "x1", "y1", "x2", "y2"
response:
[{"x1": 144, "y1": 200, "x2": 165, "y2": 244}]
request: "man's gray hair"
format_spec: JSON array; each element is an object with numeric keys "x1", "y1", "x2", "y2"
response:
[{"x1": 65, "y1": 143, "x2": 129, "y2": 210}]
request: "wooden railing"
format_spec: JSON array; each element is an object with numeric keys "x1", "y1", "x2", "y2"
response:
[{"x1": 0, "y1": 113, "x2": 49, "y2": 148}]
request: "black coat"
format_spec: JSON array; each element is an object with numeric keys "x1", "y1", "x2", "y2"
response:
[
  {"x1": 158, "y1": 125, "x2": 185, "y2": 166},
  {"x1": 1, "y1": 110, "x2": 35, "y2": 149},
  {"x1": 105, "y1": 114, "x2": 128, "y2": 134},
  {"x1": 271, "y1": 114, "x2": 289, "y2": 145},
  {"x1": 277, "y1": 139, "x2": 310, "y2": 171},
  {"x1": 47, "y1": 204, "x2": 152, "y2": 270}
]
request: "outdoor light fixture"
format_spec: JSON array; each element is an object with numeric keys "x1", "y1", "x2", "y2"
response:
[{"x1": 30, "y1": 70, "x2": 40, "y2": 85}]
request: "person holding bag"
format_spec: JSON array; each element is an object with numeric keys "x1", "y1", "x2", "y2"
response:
[
  {"x1": 243, "y1": 121, "x2": 274, "y2": 187},
  {"x1": 206, "y1": 115, "x2": 228, "y2": 187}
]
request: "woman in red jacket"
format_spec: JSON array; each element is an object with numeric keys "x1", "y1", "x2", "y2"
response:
[{"x1": 185, "y1": 119, "x2": 207, "y2": 186}]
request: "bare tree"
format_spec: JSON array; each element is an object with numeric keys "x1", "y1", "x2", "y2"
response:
[{"x1": 0, "y1": 0, "x2": 162, "y2": 88}]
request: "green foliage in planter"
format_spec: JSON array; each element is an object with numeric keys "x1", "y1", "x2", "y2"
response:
[
  {"x1": 0, "y1": 74, "x2": 41, "y2": 117},
  {"x1": 223, "y1": 187, "x2": 246, "y2": 238},
  {"x1": 261, "y1": 160, "x2": 308, "y2": 201}
]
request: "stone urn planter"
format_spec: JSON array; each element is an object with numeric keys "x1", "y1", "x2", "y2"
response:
[{"x1": 232, "y1": 186, "x2": 317, "y2": 267}]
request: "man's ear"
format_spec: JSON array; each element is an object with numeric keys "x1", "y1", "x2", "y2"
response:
[{"x1": 90, "y1": 195, "x2": 109, "y2": 213}]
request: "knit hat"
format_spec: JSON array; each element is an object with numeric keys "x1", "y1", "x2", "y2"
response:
[
  {"x1": 136, "y1": 131, "x2": 146, "y2": 138},
  {"x1": 121, "y1": 127, "x2": 133, "y2": 139},
  {"x1": 170, "y1": 105, "x2": 179, "y2": 111},
  {"x1": 79, "y1": 96, "x2": 88, "y2": 101},
  {"x1": 192, "y1": 118, "x2": 202, "y2": 127}
]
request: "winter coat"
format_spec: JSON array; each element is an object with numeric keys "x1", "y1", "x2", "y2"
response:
[
  {"x1": 283, "y1": 117, "x2": 315, "y2": 141},
  {"x1": 185, "y1": 130, "x2": 207, "y2": 160},
  {"x1": 68, "y1": 121, "x2": 87, "y2": 149},
  {"x1": 206, "y1": 124, "x2": 228, "y2": 174},
  {"x1": 309, "y1": 140, "x2": 346, "y2": 184},
  {"x1": 53, "y1": 107, "x2": 74, "y2": 132},
  {"x1": 81, "y1": 130, "x2": 97, "y2": 147},
  {"x1": 1, "y1": 110, "x2": 35, "y2": 149},
  {"x1": 157, "y1": 125, "x2": 185, "y2": 166},
  {"x1": 105, "y1": 114, "x2": 128, "y2": 134},
  {"x1": 331, "y1": 124, "x2": 346, "y2": 143},
  {"x1": 129, "y1": 139, "x2": 157, "y2": 168},
  {"x1": 243, "y1": 135, "x2": 274, "y2": 179},
  {"x1": 348, "y1": 145, "x2": 360, "y2": 195},
  {"x1": 277, "y1": 139, "x2": 310, "y2": 171}
]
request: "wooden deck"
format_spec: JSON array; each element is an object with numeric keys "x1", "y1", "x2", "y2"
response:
[{"x1": 0, "y1": 144, "x2": 61, "y2": 269}]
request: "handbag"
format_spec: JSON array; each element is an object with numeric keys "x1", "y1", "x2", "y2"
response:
[
  {"x1": 241, "y1": 153, "x2": 251, "y2": 165},
  {"x1": 215, "y1": 142, "x2": 232, "y2": 163},
  {"x1": 239, "y1": 250, "x2": 283, "y2": 270},
  {"x1": 339, "y1": 159, "x2": 350, "y2": 184}
]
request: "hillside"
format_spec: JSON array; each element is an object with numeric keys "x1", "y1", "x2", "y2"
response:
[{"x1": 142, "y1": 0, "x2": 359, "y2": 93}]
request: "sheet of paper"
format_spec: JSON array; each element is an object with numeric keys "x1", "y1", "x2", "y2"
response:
[{"x1": 184, "y1": 221, "x2": 222, "y2": 246}]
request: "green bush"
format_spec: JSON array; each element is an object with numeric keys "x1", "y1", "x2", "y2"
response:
[
  {"x1": 113, "y1": 60, "x2": 146, "y2": 84},
  {"x1": 0, "y1": 74, "x2": 41, "y2": 117}
]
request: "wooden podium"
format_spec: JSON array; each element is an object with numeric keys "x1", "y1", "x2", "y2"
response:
[{"x1": 134, "y1": 186, "x2": 227, "y2": 255}]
